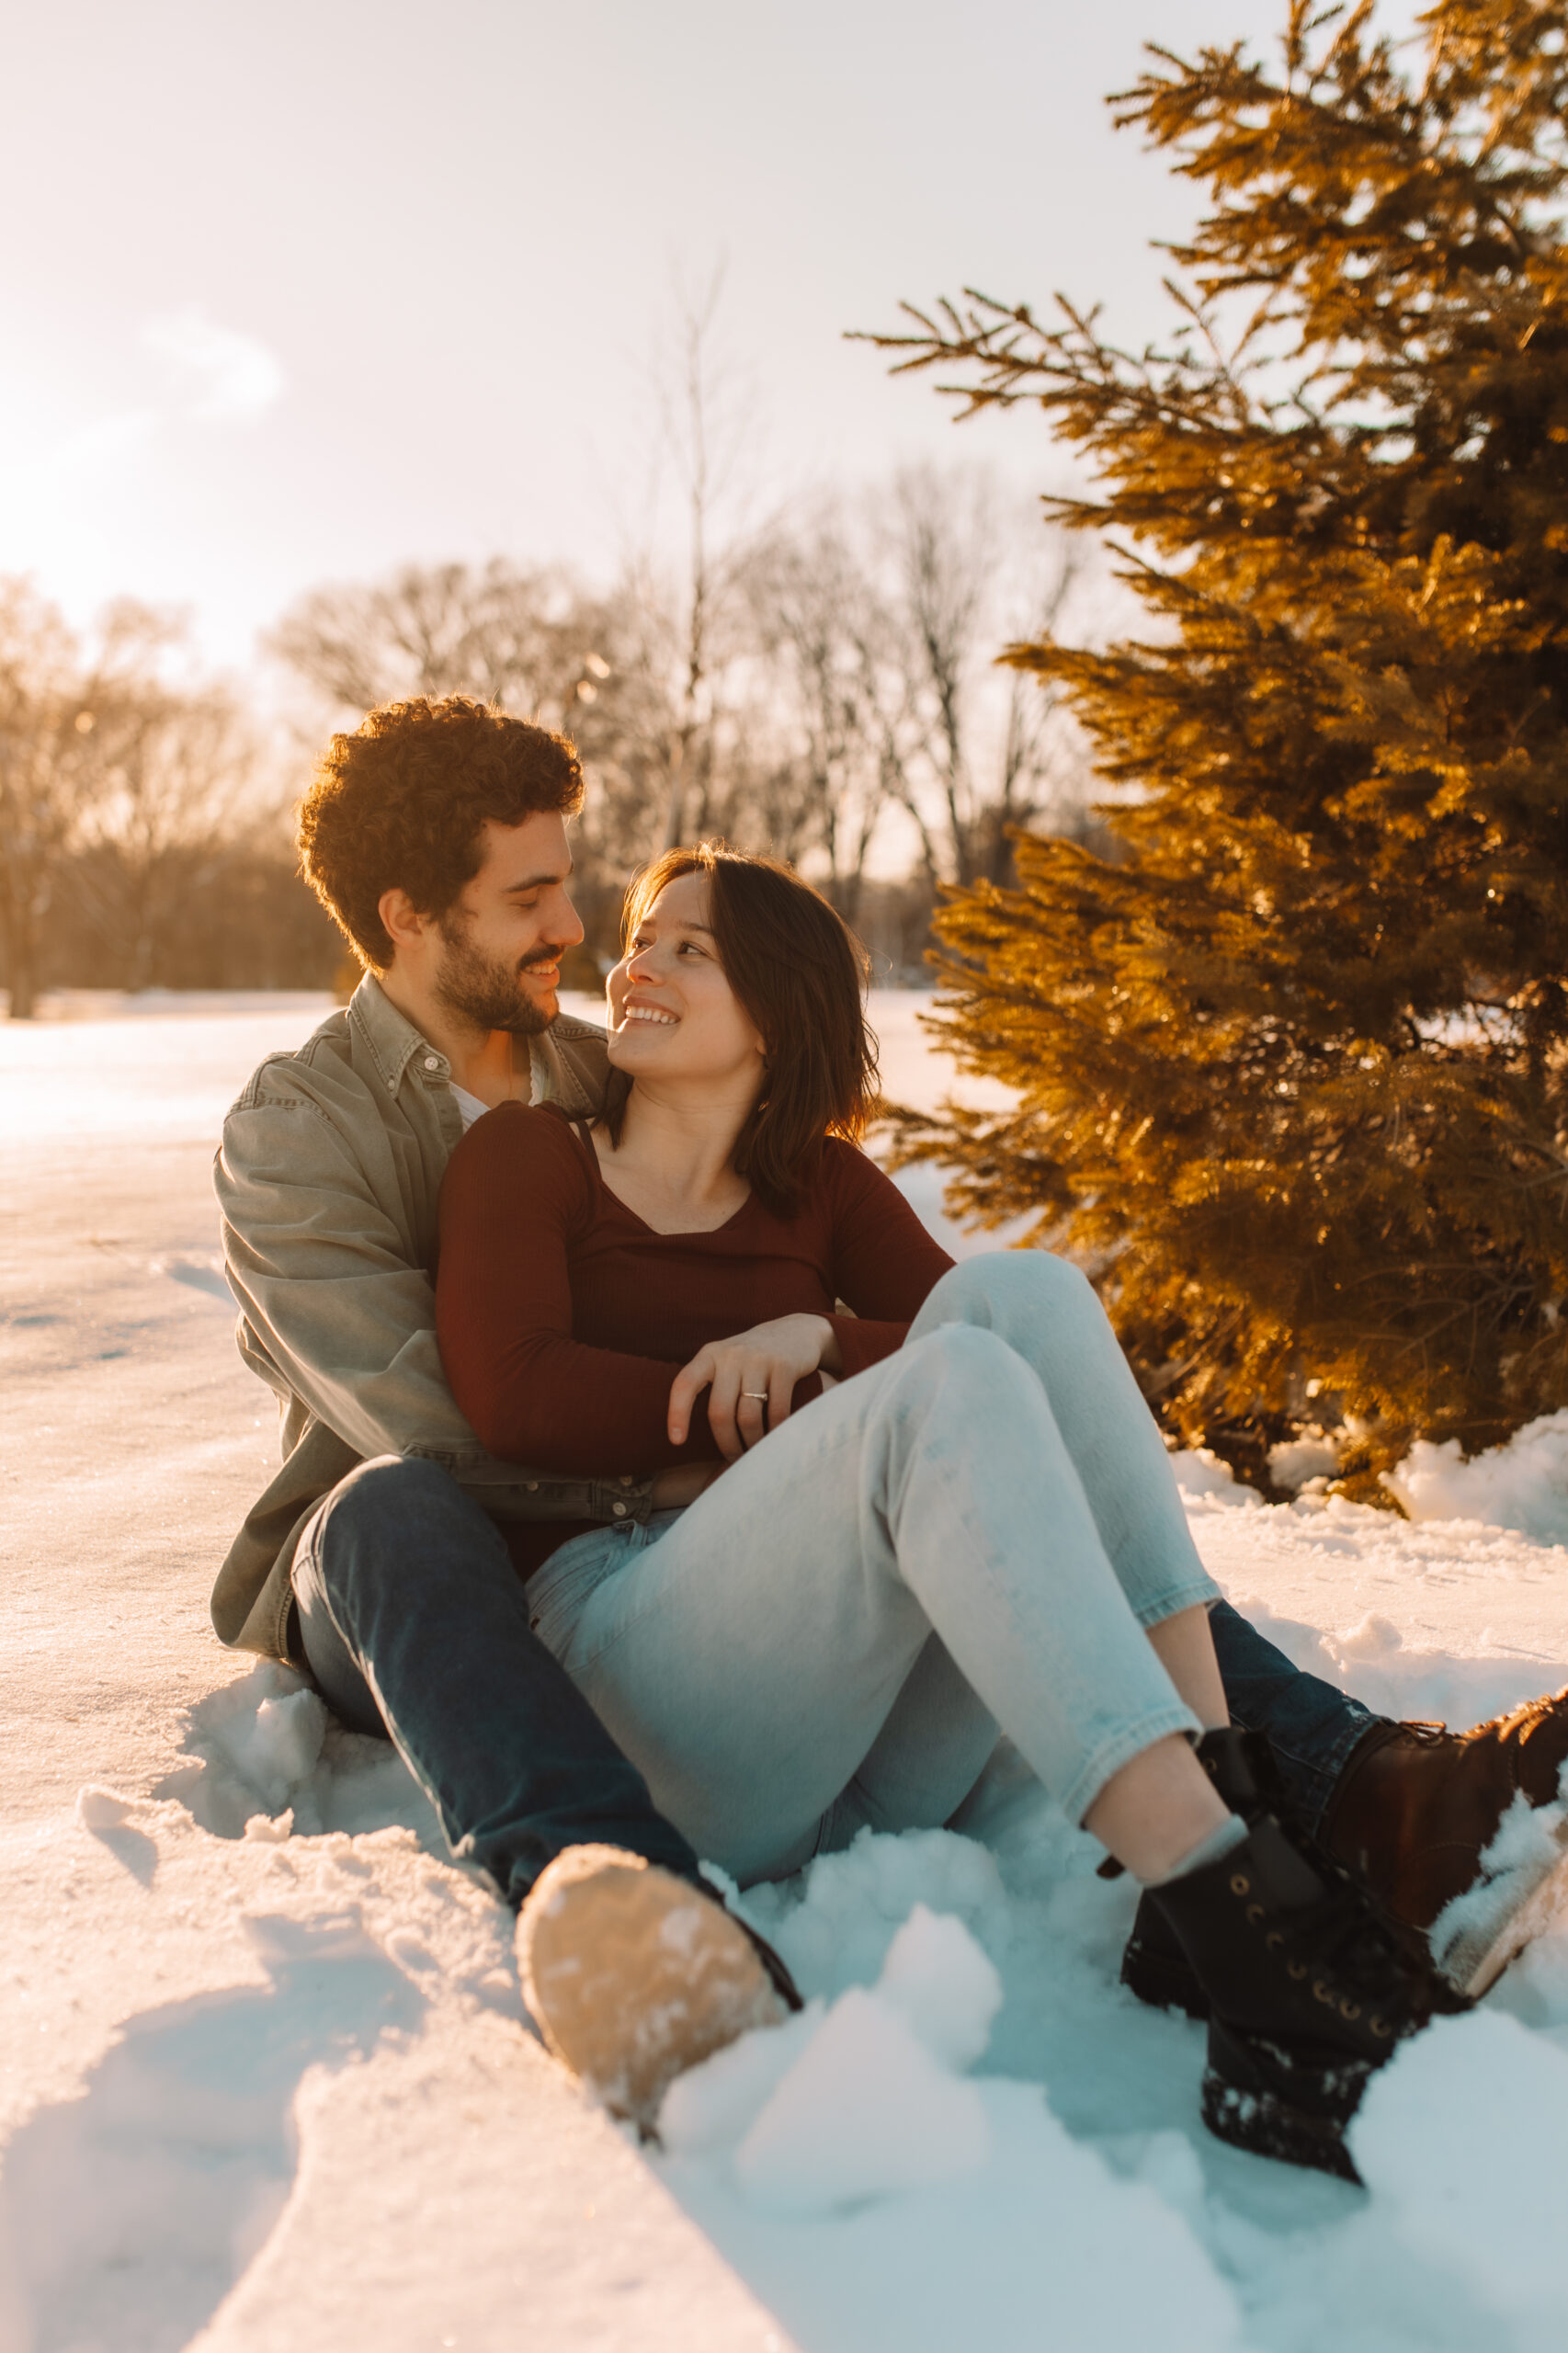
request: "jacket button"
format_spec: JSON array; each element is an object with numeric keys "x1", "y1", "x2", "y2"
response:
[
  {"x1": 611, "y1": 1502, "x2": 628, "y2": 1518},
  {"x1": 526, "y1": 1482, "x2": 538, "y2": 1493},
  {"x1": 424, "y1": 1055, "x2": 440, "y2": 1071}
]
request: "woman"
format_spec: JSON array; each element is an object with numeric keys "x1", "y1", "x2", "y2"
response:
[{"x1": 436, "y1": 844, "x2": 1434, "y2": 2180}]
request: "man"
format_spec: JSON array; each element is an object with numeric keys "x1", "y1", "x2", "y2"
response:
[
  {"x1": 213, "y1": 692, "x2": 1568, "y2": 2127},
  {"x1": 214, "y1": 696, "x2": 790, "y2": 2128}
]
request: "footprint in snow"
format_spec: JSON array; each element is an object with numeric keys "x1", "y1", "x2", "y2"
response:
[
  {"x1": 0, "y1": 1913, "x2": 424, "y2": 2353},
  {"x1": 152, "y1": 1255, "x2": 233, "y2": 1303}
]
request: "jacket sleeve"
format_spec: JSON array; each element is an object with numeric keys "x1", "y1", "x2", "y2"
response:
[
  {"x1": 216, "y1": 1075, "x2": 505, "y2": 1472},
  {"x1": 437, "y1": 1105, "x2": 731, "y2": 1473},
  {"x1": 821, "y1": 1142, "x2": 956, "y2": 1376}
]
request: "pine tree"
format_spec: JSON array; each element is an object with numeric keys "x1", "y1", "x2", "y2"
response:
[{"x1": 869, "y1": 0, "x2": 1568, "y2": 1493}]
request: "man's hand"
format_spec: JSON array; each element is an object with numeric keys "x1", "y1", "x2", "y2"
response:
[
  {"x1": 668, "y1": 1313, "x2": 842, "y2": 1462},
  {"x1": 650, "y1": 1461, "x2": 726, "y2": 1509}
]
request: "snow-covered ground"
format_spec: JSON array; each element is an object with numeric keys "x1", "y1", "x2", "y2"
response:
[{"x1": 6, "y1": 989, "x2": 1568, "y2": 2353}]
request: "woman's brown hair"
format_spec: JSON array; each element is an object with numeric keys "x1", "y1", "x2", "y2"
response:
[{"x1": 608, "y1": 843, "x2": 880, "y2": 1215}]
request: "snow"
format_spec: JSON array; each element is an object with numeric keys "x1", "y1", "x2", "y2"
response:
[
  {"x1": 1349, "y1": 2011, "x2": 1568, "y2": 2332},
  {"x1": 1385, "y1": 1409, "x2": 1568, "y2": 1548},
  {"x1": 6, "y1": 988, "x2": 1568, "y2": 2353},
  {"x1": 1266, "y1": 1428, "x2": 1341, "y2": 1492}
]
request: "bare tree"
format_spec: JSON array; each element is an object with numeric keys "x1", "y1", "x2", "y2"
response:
[
  {"x1": 77, "y1": 666, "x2": 256, "y2": 990},
  {"x1": 877, "y1": 465, "x2": 1084, "y2": 888},
  {"x1": 0, "y1": 584, "x2": 290, "y2": 1009},
  {"x1": 744, "y1": 517, "x2": 898, "y2": 919},
  {"x1": 268, "y1": 559, "x2": 616, "y2": 729},
  {"x1": 736, "y1": 470, "x2": 1088, "y2": 911},
  {"x1": 635, "y1": 266, "x2": 778, "y2": 851},
  {"x1": 0, "y1": 586, "x2": 169, "y2": 1017}
]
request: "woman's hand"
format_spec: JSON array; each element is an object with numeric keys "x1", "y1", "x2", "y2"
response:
[{"x1": 668, "y1": 1313, "x2": 843, "y2": 1461}]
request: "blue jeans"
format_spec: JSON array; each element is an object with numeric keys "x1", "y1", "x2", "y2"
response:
[
  {"x1": 290, "y1": 1455, "x2": 703, "y2": 1907},
  {"x1": 1208, "y1": 1599, "x2": 1378, "y2": 1834},
  {"x1": 293, "y1": 1287, "x2": 1383, "y2": 1899},
  {"x1": 529, "y1": 1256, "x2": 1227, "y2": 1884}
]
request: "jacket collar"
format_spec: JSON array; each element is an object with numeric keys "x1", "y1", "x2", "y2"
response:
[
  {"x1": 347, "y1": 973, "x2": 437, "y2": 1098},
  {"x1": 347, "y1": 970, "x2": 608, "y2": 1115}
]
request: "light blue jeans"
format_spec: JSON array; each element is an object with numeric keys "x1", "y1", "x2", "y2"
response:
[{"x1": 528, "y1": 1255, "x2": 1221, "y2": 1886}]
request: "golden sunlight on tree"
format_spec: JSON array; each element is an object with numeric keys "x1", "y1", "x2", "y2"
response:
[{"x1": 869, "y1": 0, "x2": 1568, "y2": 1492}]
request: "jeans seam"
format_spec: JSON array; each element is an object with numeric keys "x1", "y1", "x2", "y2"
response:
[{"x1": 1131, "y1": 1574, "x2": 1225, "y2": 1631}]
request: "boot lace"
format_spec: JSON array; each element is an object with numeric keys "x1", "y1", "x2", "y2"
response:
[{"x1": 1282, "y1": 1875, "x2": 1427, "y2": 2024}]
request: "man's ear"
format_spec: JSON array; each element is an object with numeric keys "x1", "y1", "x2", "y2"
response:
[{"x1": 378, "y1": 886, "x2": 430, "y2": 960}]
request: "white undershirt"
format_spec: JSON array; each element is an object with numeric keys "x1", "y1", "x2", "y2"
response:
[{"x1": 449, "y1": 1083, "x2": 492, "y2": 1131}]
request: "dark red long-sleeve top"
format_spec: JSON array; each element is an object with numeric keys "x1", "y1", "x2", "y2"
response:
[{"x1": 435, "y1": 1103, "x2": 954, "y2": 1577}]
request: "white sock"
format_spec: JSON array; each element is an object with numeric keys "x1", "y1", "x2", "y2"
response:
[{"x1": 1140, "y1": 1812, "x2": 1249, "y2": 1889}]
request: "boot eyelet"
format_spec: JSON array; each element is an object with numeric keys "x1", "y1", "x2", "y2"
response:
[
  {"x1": 1340, "y1": 1998, "x2": 1361, "y2": 2021},
  {"x1": 1370, "y1": 2015, "x2": 1392, "y2": 2039},
  {"x1": 1230, "y1": 1873, "x2": 1250, "y2": 1897},
  {"x1": 1266, "y1": 1931, "x2": 1283, "y2": 1951},
  {"x1": 1312, "y1": 1979, "x2": 1335, "y2": 2006},
  {"x1": 1288, "y1": 1961, "x2": 1308, "y2": 1980},
  {"x1": 1245, "y1": 1904, "x2": 1264, "y2": 1926}
]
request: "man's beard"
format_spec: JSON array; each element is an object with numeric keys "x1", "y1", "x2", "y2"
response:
[{"x1": 432, "y1": 915, "x2": 558, "y2": 1037}]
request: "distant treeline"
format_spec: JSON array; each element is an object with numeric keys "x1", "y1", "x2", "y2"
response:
[
  {"x1": 37, "y1": 840, "x2": 347, "y2": 995},
  {"x1": 2, "y1": 466, "x2": 1106, "y2": 1014}
]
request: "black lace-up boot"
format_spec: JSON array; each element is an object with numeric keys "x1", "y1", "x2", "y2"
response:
[
  {"x1": 1119, "y1": 1728, "x2": 1282, "y2": 2017},
  {"x1": 1148, "y1": 1814, "x2": 1441, "y2": 2180}
]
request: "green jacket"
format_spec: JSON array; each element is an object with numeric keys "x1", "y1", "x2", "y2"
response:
[{"x1": 210, "y1": 974, "x2": 647, "y2": 1661}]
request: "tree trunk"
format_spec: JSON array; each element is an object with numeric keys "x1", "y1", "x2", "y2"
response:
[{"x1": 6, "y1": 924, "x2": 38, "y2": 1017}]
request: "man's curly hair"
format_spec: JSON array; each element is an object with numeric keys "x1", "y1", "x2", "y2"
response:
[{"x1": 297, "y1": 695, "x2": 585, "y2": 970}]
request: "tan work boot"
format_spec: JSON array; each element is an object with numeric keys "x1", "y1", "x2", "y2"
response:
[
  {"x1": 516, "y1": 1844, "x2": 790, "y2": 2131},
  {"x1": 1321, "y1": 1689, "x2": 1568, "y2": 1996}
]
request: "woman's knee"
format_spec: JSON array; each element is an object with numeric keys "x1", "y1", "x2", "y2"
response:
[
  {"x1": 894, "y1": 1320, "x2": 1036, "y2": 1421},
  {"x1": 921, "y1": 1248, "x2": 1096, "y2": 1329}
]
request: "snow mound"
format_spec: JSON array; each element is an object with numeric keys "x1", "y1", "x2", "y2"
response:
[
  {"x1": 1267, "y1": 1427, "x2": 1341, "y2": 1491},
  {"x1": 74, "y1": 1786, "x2": 142, "y2": 1831},
  {"x1": 660, "y1": 1884, "x2": 1243, "y2": 2352},
  {"x1": 1353, "y1": 2010, "x2": 1568, "y2": 2328},
  {"x1": 664, "y1": 1904, "x2": 1001, "y2": 2214},
  {"x1": 738, "y1": 1824, "x2": 1012, "y2": 2004},
  {"x1": 1428, "y1": 1779, "x2": 1568, "y2": 1985},
  {"x1": 1180, "y1": 1409, "x2": 1568, "y2": 1548},
  {"x1": 875, "y1": 1900, "x2": 1003, "y2": 2069},
  {"x1": 159, "y1": 1664, "x2": 445, "y2": 1848},
  {"x1": 734, "y1": 1986, "x2": 991, "y2": 2214},
  {"x1": 1168, "y1": 1448, "x2": 1261, "y2": 1508},
  {"x1": 1385, "y1": 1409, "x2": 1568, "y2": 1547}
]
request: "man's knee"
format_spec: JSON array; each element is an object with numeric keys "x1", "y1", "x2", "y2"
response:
[
  {"x1": 332, "y1": 1452, "x2": 454, "y2": 1507},
  {"x1": 322, "y1": 1451, "x2": 458, "y2": 1531},
  {"x1": 310, "y1": 1456, "x2": 488, "y2": 1594}
]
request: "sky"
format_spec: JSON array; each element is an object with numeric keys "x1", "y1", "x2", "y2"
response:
[{"x1": 1, "y1": 0, "x2": 1423, "y2": 670}]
